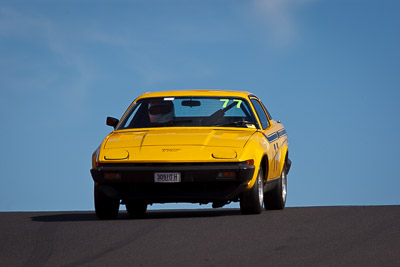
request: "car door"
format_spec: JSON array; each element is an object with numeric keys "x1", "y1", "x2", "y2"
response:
[{"x1": 250, "y1": 97, "x2": 283, "y2": 179}]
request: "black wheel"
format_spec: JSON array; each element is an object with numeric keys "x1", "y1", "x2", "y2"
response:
[
  {"x1": 264, "y1": 166, "x2": 287, "y2": 210},
  {"x1": 240, "y1": 166, "x2": 264, "y2": 215},
  {"x1": 94, "y1": 184, "x2": 120, "y2": 220},
  {"x1": 126, "y1": 200, "x2": 148, "y2": 218}
]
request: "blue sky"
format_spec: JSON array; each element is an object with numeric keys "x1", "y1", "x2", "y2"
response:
[{"x1": 1, "y1": 0, "x2": 399, "y2": 211}]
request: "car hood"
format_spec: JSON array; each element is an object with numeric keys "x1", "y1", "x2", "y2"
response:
[
  {"x1": 104, "y1": 128, "x2": 256, "y2": 148},
  {"x1": 100, "y1": 128, "x2": 257, "y2": 162}
]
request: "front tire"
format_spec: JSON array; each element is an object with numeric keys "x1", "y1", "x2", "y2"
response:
[
  {"x1": 264, "y1": 166, "x2": 287, "y2": 210},
  {"x1": 240, "y1": 166, "x2": 264, "y2": 215},
  {"x1": 94, "y1": 184, "x2": 120, "y2": 220}
]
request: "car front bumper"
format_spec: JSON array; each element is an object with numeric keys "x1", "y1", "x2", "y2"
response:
[{"x1": 90, "y1": 162, "x2": 255, "y2": 203}]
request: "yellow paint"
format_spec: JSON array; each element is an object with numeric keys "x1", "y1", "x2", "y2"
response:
[
  {"x1": 104, "y1": 131, "x2": 147, "y2": 148},
  {"x1": 96, "y1": 90, "x2": 290, "y2": 194},
  {"x1": 104, "y1": 149, "x2": 129, "y2": 160},
  {"x1": 278, "y1": 143, "x2": 289, "y2": 175},
  {"x1": 212, "y1": 149, "x2": 237, "y2": 159}
]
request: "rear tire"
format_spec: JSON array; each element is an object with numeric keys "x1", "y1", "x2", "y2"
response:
[
  {"x1": 240, "y1": 166, "x2": 264, "y2": 215},
  {"x1": 126, "y1": 200, "x2": 147, "y2": 218},
  {"x1": 94, "y1": 184, "x2": 120, "y2": 220},
  {"x1": 264, "y1": 166, "x2": 287, "y2": 210}
]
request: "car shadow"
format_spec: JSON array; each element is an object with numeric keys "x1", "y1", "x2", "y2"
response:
[
  {"x1": 30, "y1": 208, "x2": 242, "y2": 222},
  {"x1": 31, "y1": 212, "x2": 99, "y2": 222}
]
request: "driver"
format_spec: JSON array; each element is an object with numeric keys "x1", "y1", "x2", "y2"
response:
[{"x1": 148, "y1": 100, "x2": 175, "y2": 124}]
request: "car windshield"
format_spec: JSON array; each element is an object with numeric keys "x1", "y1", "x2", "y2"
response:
[{"x1": 118, "y1": 97, "x2": 259, "y2": 129}]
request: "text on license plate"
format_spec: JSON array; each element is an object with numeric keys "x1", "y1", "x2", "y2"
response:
[{"x1": 154, "y1": 172, "x2": 181, "y2": 183}]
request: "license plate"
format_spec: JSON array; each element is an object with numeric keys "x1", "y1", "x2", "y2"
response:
[{"x1": 154, "y1": 172, "x2": 181, "y2": 183}]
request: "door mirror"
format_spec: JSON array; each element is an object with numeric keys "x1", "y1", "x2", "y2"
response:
[{"x1": 106, "y1": 117, "x2": 119, "y2": 129}]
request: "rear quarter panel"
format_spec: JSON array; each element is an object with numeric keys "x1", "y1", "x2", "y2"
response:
[{"x1": 265, "y1": 120, "x2": 289, "y2": 180}]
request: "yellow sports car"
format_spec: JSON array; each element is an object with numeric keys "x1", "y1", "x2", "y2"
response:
[{"x1": 91, "y1": 90, "x2": 291, "y2": 219}]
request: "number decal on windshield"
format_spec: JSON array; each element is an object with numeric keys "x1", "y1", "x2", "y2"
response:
[
  {"x1": 234, "y1": 99, "x2": 242, "y2": 108},
  {"x1": 220, "y1": 99, "x2": 242, "y2": 108}
]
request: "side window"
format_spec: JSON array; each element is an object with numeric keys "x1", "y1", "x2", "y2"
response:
[
  {"x1": 261, "y1": 102, "x2": 273, "y2": 120},
  {"x1": 251, "y1": 99, "x2": 269, "y2": 129}
]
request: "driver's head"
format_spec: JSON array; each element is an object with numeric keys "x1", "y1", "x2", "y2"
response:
[{"x1": 148, "y1": 100, "x2": 174, "y2": 124}]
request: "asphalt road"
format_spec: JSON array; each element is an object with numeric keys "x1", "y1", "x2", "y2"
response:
[{"x1": 1, "y1": 206, "x2": 399, "y2": 267}]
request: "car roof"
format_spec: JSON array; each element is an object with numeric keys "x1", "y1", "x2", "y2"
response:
[{"x1": 137, "y1": 90, "x2": 255, "y2": 99}]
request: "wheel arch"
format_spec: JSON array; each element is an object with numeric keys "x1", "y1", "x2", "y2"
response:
[
  {"x1": 278, "y1": 145, "x2": 291, "y2": 175},
  {"x1": 261, "y1": 154, "x2": 269, "y2": 183}
]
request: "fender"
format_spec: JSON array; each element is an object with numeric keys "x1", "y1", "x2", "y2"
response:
[
  {"x1": 278, "y1": 143, "x2": 290, "y2": 175},
  {"x1": 242, "y1": 132, "x2": 267, "y2": 190}
]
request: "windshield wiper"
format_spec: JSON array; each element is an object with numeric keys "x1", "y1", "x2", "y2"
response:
[
  {"x1": 170, "y1": 119, "x2": 193, "y2": 125},
  {"x1": 214, "y1": 120, "x2": 256, "y2": 127}
]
